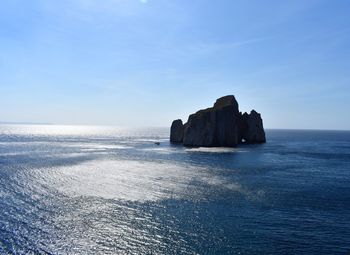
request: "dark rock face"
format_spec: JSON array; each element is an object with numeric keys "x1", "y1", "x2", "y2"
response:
[
  {"x1": 182, "y1": 96, "x2": 240, "y2": 147},
  {"x1": 213, "y1": 97, "x2": 240, "y2": 147},
  {"x1": 170, "y1": 95, "x2": 266, "y2": 147},
  {"x1": 239, "y1": 110, "x2": 266, "y2": 143},
  {"x1": 183, "y1": 109, "x2": 216, "y2": 146},
  {"x1": 170, "y1": 119, "x2": 184, "y2": 143}
]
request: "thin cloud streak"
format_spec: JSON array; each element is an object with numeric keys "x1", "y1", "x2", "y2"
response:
[{"x1": 187, "y1": 36, "x2": 275, "y2": 55}]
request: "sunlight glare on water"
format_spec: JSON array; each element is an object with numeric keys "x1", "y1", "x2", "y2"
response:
[{"x1": 0, "y1": 125, "x2": 350, "y2": 254}]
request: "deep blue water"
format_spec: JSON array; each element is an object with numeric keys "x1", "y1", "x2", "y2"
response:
[{"x1": 0, "y1": 125, "x2": 349, "y2": 254}]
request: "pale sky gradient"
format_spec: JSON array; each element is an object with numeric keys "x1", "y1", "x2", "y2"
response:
[{"x1": 0, "y1": 0, "x2": 349, "y2": 129}]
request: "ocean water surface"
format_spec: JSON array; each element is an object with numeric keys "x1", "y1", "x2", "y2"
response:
[{"x1": 0, "y1": 125, "x2": 349, "y2": 254}]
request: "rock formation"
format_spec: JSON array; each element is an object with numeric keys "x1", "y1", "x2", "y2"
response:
[
  {"x1": 239, "y1": 110, "x2": 266, "y2": 144},
  {"x1": 170, "y1": 119, "x2": 184, "y2": 143},
  {"x1": 170, "y1": 95, "x2": 266, "y2": 147}
]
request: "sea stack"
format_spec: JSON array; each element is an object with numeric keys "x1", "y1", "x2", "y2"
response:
[
  {"x1": 170, "y1": 95, "x2": 266, "y2": 147},
  {"x1": 170, "y1": 119, "x2": 184, "y2": 143}
]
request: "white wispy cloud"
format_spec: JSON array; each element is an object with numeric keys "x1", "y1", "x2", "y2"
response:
[{"x1": 187, "y1": 36, "x2": 275, "y2": 55}]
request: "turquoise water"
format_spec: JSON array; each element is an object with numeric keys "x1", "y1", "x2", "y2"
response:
[{"x1": 0, "y1": 125, "x2": 349, "y2": 254}]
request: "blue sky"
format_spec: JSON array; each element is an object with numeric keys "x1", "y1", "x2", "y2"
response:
[{"x1": 0, "y1": 0, "x2": 349, "y2": 129}]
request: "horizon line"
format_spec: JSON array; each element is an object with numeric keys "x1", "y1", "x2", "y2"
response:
[{"x1": 0, "y1": 122, "x2": 349, "y2": 132}]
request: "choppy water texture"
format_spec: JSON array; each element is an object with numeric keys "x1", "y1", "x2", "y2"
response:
[{"x1": 0, "y1": 125, "x2": 350, "y2": 254}]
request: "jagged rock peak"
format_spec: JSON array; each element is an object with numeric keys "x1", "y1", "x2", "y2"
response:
[
  {"x1": 213, "y1": 95, "x2": 238, "y2": 109},
  {"x1": 239, "y1": 110, "x2": 266, "y2": 144}
]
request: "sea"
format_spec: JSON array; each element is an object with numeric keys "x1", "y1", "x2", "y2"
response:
[{"x1": 0, "y1": 125, "x2": 349, "y2": 254}]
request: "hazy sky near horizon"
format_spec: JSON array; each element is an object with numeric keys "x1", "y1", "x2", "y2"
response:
[{"x1": 0, "y1": 0, "x2": 349, "y2": 129}]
